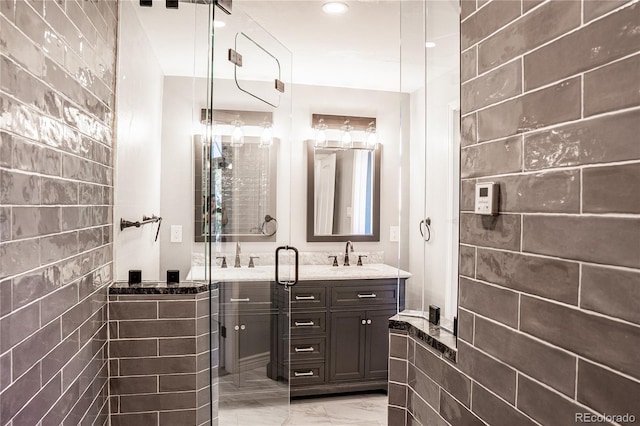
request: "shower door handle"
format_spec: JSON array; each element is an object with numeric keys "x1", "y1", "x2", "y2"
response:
[
  {"x1": 419, "y1": 218, "x2": 431, "y2": 242},
  {"x1": 275, "y1": 245, "x2": 299, "y2": 287}
]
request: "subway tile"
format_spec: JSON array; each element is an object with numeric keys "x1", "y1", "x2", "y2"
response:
[
  {"x1": 12, "y1": 319, "x2": 61, "y2": 379},
  {"x1": 158, "y1": 300, "x2": 195, "y2": 318},
  {"x1": 61, "y1": 291, "x2": 100, "y2": 338},
  {"x1": 457, "y1": 308, "x2": 474, "y2": 343},
  {"x1": 478, "y1": 0, "x2": 580, "y2": 73},
  {"x1": 0, "y1": 279, "x2": 11, "y2": 316},
  {"x1": 474, "y1": 316, "x2": 576, "y2": 397},
  {"x1": 160, "y1": 410, "x2": 197, "y2": 426},
  {"x1": 78, "y1": 227, "x2": 102, "y2": 251},
  {"x1": 523, "y1": 215, "x2": 640, "y2": 268},
  {"x1": 517, "y1": 375, "x2": 609, "y2": 426},
  {"x1": 461, "y1": 47, "x2": 476, "y2": 83},
  {"x1": 62, "y1": 338, "x2": 105, "y2": 391},
  {"x1": 119, "y1": 356, "x2": 197, "y2": 376},
  {"x1": 522, "y1": 0, "x2": 544, "y2": 13},
  {"x1": 79, "y1": 183, "x2": 103, "y2": 205},
  {"x1": 118, "y1": 319, "x2": 195, "y2": 339},
  {"x1": 524, "y1": 110, "x2": 640, "y2": 170},
  {"x1": 472, "y1": 383, "x2": 537, "y2": 426},
  {"x1": 457, "y1": 340, "x2": 516, "y2": 404},
  {"x1": 460, "y1": 0, "x2": 476, "y2": 20},
  {"x1": 577, "y1": 359, "x2": 640, "y2": 419},
  {"x1": 461, "y1": 0, "x2": 521, "y2": 50},
  {"x1": 42, "y1": 330, "x2": 80, "y2": 383},
  {"x1": 389, "y1": 333, "x2": 407, "y2": 359},
  {"x1": 159, "y1": 373, "x2": 197, "y2": 392},
  {"x1": 462, "y1": 59, "x2": 522, "y2": 113},
  {"x1": 407, "y1": 389, "x2": 447, "y2": 426},
  {"x1": 120, "y1": 391, "x2": 197, "y2": 413},
  {"x1": 110, "y1": 412, "x2": 158, "y2": 426},
  {"x1": 459, "y1": 213, "x2": 521, "y2": 251},
  {"x1": 0, "y1": 301, "x2": 40, "y2": 353},
  {"x1": 583, "y1": 163, "x2": 640, "y2": 214},
  {"x1": 109, "y1": 301, "x2": 157, "y2": 320},
  {"x1": 12, "y1": 138, "x2": 61, "y2": 176},
  {"x1": 0, "y1": 132, "x2": 12, "y2": 167},
  {"x1": 0, "y1": 352, "x2": 11, "y2": 390},
  {"x1": 414, "y1": 341, "x2": 471, "y2": 406},
  {"x1": 520, "y1": 295, "x2": 640, "y2": 378},
  {"x1": 481, "y1": 169, "x2": 580, "y2": 213},
  {"x1": 583, "y1": 0, "x2": 629, "y2": 22},
  {"x1": 476, "y1": 248, "x2": 579, "y2": 304},
  {"x1": 389, "y1": 358, "x2": 407, "y2": 384},
  {"x1": 61, "y1": 206, "x2": 93, "y2": 231},
  {"x1": 459, "y1": 277, "x2": 519, "y2": 328},
  {"x1": 12, "y1": 265, "x2": 58, "y2": 309},
  {"x1": 0, "y1": 169, "x2": 40, "y2": 204},
  {"x1": 41, "y1": 177, "x2": 78, "y2": 205},
  {"x1": 477, "y1": 78, "x2": 580, "y2": 142},
  {"x1": 461, "y1": 136, "x2": 521, "y2": 178},
  {"x1": 41, "y1": 380, "x2": 81, "y2": 426},
  {"x1": 110, "y1": 376, "x2": 157, "y2": 396},
  {"x1": 584, "y1": 54, "x2": 640, "y2": 117},
  {"x1": 407, "y1": 362, "x2": 439, "y2": 409},
  {"x1": 581, "y1": 265, "x2": 640, "y2": 325},
  {"x1": 40, "y1": 231, "x2": 78, "y2": 265},
  {"x1": 0, "y1": 15, "x2": 44, "y2": 77},
  {"x1": 525, "y1": 3, "x2": 640, "y2": 90},
  {"x1": 109, "y1": 338, "x2": 157, "y2": 358},
  {"x1": 0, "y1": 364, "x2": 41, "y2": 425},
  {"x1": 0, "y1": 207, "x2": 9, "y2": 242},
  {"x1": 0, "y1": 0, "x2": 15, "y2": 22},
  {"x1": 11, "y1": 372, "x2": 62, "y2": 426},
  {"x1": 460, "y1": 113, "x2": 477, "y2": 147},
  {"x1": 65, "y1": 0, "x2": 97, "y2": 48},
  {"x1": 12, "y1": 206, "x2": 60, "y2": 239},
  {"x1": 439, "y1": 389, "x2": 484, "y2": 426},
  {"x1": 389, "y1": 382, "x2": 407, "y2": 407},
  {"x1": 159, "y1": 337, "x2": 196, "y2": 356},
  {"x1": 459, "y1": 244, "x2": 475, "y2": 277}
]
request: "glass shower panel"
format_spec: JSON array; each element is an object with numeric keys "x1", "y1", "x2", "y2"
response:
[{"x1": 208, "y1": 3, "x2": 293, "y2": 426}]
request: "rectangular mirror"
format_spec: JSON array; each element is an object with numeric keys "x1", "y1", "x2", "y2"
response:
[{"x1": 307, "y1": 140, "x2": 380, "y2": 242}]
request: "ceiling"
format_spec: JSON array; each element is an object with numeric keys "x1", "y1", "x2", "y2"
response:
[{"x1": 131, "y1": 0, "x2": 459, "y2": 93}]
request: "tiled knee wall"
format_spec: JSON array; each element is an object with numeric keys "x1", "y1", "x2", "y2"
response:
[
  {"x1": 108, "y1": 291, "x2": 213, "y2": 426},
  {"x1": 390, "y1": 1, "x2": 640, "y2": 426},
  {"x1": 0, "y1": 0, "x2": 117, "y2": 425}
]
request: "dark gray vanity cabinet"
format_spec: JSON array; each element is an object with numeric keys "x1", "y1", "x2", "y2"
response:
[{"x1": 288, "y1": 278, "x2": 405, "y2": 397}]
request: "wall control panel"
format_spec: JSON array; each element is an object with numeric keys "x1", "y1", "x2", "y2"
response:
[{"x1": 475, "y1": 182, "x2": 499, "y2": 215}]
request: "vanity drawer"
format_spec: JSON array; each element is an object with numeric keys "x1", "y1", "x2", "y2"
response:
[
  {"x1": 219, "y1": 282, "x2": 274, "y2": 309},
  {"x1": 290, "y1": 337, "x2": 325, "y2": 362},
  {"x1": 291, "y1": 311, "x2": 326, "y2": 335},
  {"x1": 290, "y1": 362, "x2": 325, "y2": 386},
  {"x1": 291, "y1": 285, "x2": 326, "y2": 309},
  {"x1": 331, "y1": 284, "x2": 398, "y2": 307}
]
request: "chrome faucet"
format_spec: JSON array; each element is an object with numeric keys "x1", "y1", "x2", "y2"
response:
[
  {"x1": 344, "y1": 240, "x2": 354, "y2": 266},
  {"x1": 234, "y1": 242, "x2": 241, "y2": 268}
]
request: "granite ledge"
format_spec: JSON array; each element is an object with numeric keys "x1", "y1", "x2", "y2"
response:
[
  {"x1": 389, "y1": 311, "x2": 458, "y2": 362},
  {"x1": 109, "y1": 281, "x2": 211, "y2": 294}
]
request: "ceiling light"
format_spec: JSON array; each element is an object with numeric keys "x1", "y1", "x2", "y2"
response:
[
  {"x1": 322, "y1": 1, "x2": 349, "y2": 15},
  {"x1": 425, "y1": 41, "x2": 436, "y2": 48},
  {"x1": 213, "y1": 20, "x2": 226, "y2": 28}
]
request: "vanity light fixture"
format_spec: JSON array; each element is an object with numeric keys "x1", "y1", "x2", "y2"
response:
[
  {"x1": 314, "y1": 118, "x2": 328, "y2": 147},
  {"x1": 260, "y1": 122, "x2": 273, "y2": 148},
  {"x1": 230, "y1": 119, "x2": 244, "y2": 147},
  {"x1": 341, "y1": 120, "x2": 353, "y2": 148},
  {"x1": 322, "y1": 1, "x2": 349, "y2": 15},
  {"x1": 365, "y1": 121, "x2": 378, "y2": 150}
]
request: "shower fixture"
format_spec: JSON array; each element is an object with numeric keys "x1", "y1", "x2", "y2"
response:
[{"x1": 120, "y1": 215, "x2": 163, "y2": 241}]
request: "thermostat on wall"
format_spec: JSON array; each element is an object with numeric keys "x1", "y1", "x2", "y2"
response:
[{"x1": 475, "y1": 182, "x2": 499, "y2": 215}]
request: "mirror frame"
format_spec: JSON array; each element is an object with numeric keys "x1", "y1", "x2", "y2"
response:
[{"x1": 306, "y1": 140, "x2": 381, "y2": 242}]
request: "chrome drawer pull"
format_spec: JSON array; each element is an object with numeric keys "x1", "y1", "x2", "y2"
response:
[
  {"x1": 294, "y1": 371, "x2": 314, "y2": 377},
  {"x1": 294, "y1": 347, "x2": 315, "y2": 353},
  {"x1": 295, "y1": 295, "x2": 316, "y2": 301},
  {"x1": 294, "y1": 321, "x2": 315, "y2": 327},
  {"x1": 357, "y1": 293, "x2": 377, "y2": 298},
  {"x1": 230, "y1": 298, "x2": 250, "y2": 302}
]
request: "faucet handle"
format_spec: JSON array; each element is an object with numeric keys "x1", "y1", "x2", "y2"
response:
[
  {"x1": 357, "y1": 255, "x2": 368, "y2": 266},
  {"x1": 328, "y1": 255, "x2": 339, "y2": 267},
  {"x1": 249, "y1": 256, "x2": 259, "y2": 268},
  {"x1": 216, "y1": 256, "x2": 227, "y2": 268}
]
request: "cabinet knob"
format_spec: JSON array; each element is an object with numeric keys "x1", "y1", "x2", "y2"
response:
[
  {"x1": 361, "y1": 319, "x2": 366, "y2": 325},
  {"x1": 234, "y1": 325, "x2": 239, "y2": 331},
  {"x1": 240, "y1": 324, "x2": 246, "y2": 330},
  {"x1": 367, "y1": 319, "x2": 372, "y2": 325}
]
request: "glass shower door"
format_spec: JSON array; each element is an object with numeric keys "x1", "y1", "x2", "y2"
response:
[{"x1": 205, "y1": 3, "x2": 293, "y2": 425}]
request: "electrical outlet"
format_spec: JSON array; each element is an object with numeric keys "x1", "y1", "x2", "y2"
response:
[
  {"x1": 390, "y1": 226, "x2": 399, "y2": 242},
  {"x1": 170, "y1": 225, "x2": 182, "y2": 243}
]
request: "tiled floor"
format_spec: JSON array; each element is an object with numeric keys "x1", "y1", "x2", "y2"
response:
[{"x1": 285, "y1": 393, "x2": 388, "y2": 426}]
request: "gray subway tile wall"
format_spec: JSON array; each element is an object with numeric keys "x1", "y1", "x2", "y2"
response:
[
  {"x1": 0, "y1": 0, "x2": 117, "y2": 425},
  {"x1": 389, "y1": 1, "x2": 640, "y2": 425}
]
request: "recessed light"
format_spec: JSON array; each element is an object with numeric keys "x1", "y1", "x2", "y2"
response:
[
  {"x1": 322, "y1": 1, "x2": 349, "y2": 15},
  {"x1": 213, "y1": 20, "x2": 226, "y2": 28},
  {"x1": 425, "y1": 41, "x2": 436, "y2": 48}
]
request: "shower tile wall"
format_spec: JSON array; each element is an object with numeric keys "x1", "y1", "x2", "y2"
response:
[
  {"x1": 0, "y1": 1, "x2": 117, "y2": 425},
  {"x1": 391, "y1": 1, "x2": 640, "y2": 425}
]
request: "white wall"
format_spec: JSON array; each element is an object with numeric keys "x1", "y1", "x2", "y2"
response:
[
  {"x1": 114, "y1": 1, "x2": 164, "y2": 281},
  {"x1": 158, "y1": 76, "x2": 410, "y2": 274}
]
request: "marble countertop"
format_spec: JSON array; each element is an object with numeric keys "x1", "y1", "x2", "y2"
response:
[
  {"x1": 109, "y1": 281, "x2": 209, "y2": 294},
  {"x1": 389, "y1": 310, "x2": 457, "y2": 362},
  {"x1": 186, "y1": 263, "x2": 411, "y2": 282}
]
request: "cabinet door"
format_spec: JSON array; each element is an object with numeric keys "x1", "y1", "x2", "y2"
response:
[
  {"x1": 329, "y1": 311, "x2": 366, "y2": 382},
  {"x1": 365, "y1": 308, "x2": 397, "y2": 380}
]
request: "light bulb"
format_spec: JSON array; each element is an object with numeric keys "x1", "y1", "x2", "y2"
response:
[
  {"x1": 230, "y1": 120, "x2": 244, "y2": 147},
  {"x1": 322, "y1": 1, "x2": 349, "y2": 15},
  {"x1": 314, "y1": 119, "x2": 328, "y2": 148},
  {"x1": 260, "y1": 123, "x2": 273, "y2": 148},
  {"x1": 341, "y1": 121, "x2": 353, "y2": 148}
]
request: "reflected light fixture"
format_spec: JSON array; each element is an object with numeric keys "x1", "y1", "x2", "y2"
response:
[
  {"x1": 230, "y1": 119, "x2": 244, "y2": 147},
  {"x1": 365, "y1": 121, "x2": 378, "y2": 150},
  {"x1": 322, "y1": 1, "x2": 349, "y2": 15},
  {"x1": 314, "y1": 118, "x2": 328, "y2": 147},
  {"x1": 425, "y1": 41, "x2": 436, "y2": 48},
  {"x1": 260, "y1": 122, "x2": 273, "y2": 148},
  {"x1": 213, "y1": 20, "x2": 226, "y2": 28},
  {"x1": 341, "y1": 120, "x2": 353, "y2": 148}
]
